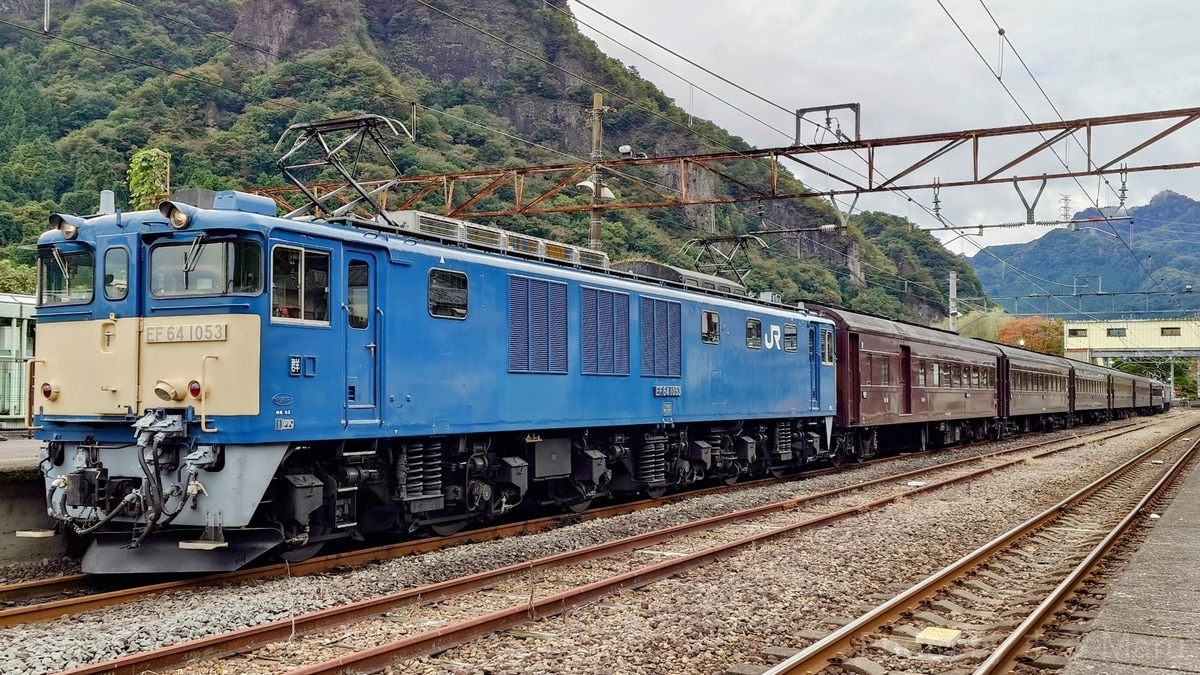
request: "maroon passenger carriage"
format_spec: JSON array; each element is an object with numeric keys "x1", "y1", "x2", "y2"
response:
[
  {"x1": 996, "y1": 345, "x2": 1072, "y2": 433},
  {"x1": 1069, "y1": 359, "x2": 1115, "y2": 425},
  {"x1": 809, "y1": 304, "x2": 1167, "y2": 460},
  {"x1": 810, "y1": 305, "x2": 1004, "y2": 458}
]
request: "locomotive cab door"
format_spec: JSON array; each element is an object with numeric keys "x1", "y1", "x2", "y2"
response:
[{"x1": 344, "y1": 253, "x2": 379, "y2": 424}]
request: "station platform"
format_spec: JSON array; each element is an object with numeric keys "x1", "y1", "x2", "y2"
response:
[
  {"x1": 0, "y1": 437, "x2": 61, "y2": 566},
  {"x1": 1062, "y1": 455, "x2": 1200, "y2": 674},
  {"x1": 0, "y1": 436, "x2": 41, "y2": 471}
]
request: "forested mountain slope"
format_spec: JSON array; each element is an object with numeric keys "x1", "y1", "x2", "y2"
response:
[
  {"x1": 0, "y1": 0, "x2": 982, "y2": 320},
  {"x1": 969, "y1": 190, "x2": 1200, "y2": 317}
]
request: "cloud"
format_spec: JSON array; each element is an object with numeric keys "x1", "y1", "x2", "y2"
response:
[{"x1": 569, "y1": 0, "x2": 1200, "y2": 251}]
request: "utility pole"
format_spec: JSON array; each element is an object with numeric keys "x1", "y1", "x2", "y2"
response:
[{"x1": 587, "y1": 93, "x2": 612, "y2": 250}]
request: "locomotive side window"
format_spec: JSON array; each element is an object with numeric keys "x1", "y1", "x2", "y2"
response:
[
  {"x1": 347, "y1": 261, "x2": 370, "y2": 329},
  {"x1": 38, "y1": 249, "x2": 94, "y2": 306},
  {"x1": 103, "y1": 247, "x2": 129, "y2": 301},
  {"x1": 820, "y1": 328, "x2": 834, "y2": 364},
  {"x1": 746, "y1": 318, "x2": 762, "y2": 349},
  {"x1": 701, "y1": 310, "x2": 720, "y2": 344},
  {"x1": 783, "y1": 324, "x2": 797, "y2": 352},
  {"x1": 429, "y1": 269, "x2": 468, "y2": 319},
  {"x1": 152, "y1": 239, "x2": 262, "y2": 298},
  {"x1": 270, "y1": 245, "x2": 328, "y2": 322}
]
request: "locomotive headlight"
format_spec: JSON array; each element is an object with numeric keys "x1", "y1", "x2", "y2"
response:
[
  {"x1": 40, "y1": 383, "x2": 60, "y2": 401},
  {"x1": 48, "y1": 214, "x2": 83, "y2": 240},
  {"x1": 153, "y1": 379, "x2": 187, "y2": 402},
  {"x1": 157, "y1": 201, "x2": 194, "y2": 230}
]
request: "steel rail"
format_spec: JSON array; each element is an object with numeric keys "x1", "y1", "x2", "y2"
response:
[
  {"x1": 760, "y1": 423, "x2": 1200, "y2": 674},
  {"x1": 60, "y1": 421, "x2": 1152, "y2": 675},
  {"x1": 974, "y1": 437, "x2": 1199, "y2": 673},
  {"x1": 1, "y1": 422, "x2": 1146, "y2": 628}
]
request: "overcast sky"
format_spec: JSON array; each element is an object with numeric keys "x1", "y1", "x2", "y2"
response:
[{"x1": 568, "y1": 0, "x2": 1200, "y2": 255}]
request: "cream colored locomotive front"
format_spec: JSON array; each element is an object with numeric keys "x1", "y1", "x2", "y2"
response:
[{"x1": 34, "y1": 313, "x2": 260, "y2": 419}]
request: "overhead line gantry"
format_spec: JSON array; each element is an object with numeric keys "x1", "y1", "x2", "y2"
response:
[{"x1": 260, "y1": 106, "x2": 1200, "y2": 223}]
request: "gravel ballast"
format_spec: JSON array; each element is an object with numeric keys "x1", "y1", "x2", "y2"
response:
[{"x1": 0, "y1": 413, "x2": 1192, "y2": 674}]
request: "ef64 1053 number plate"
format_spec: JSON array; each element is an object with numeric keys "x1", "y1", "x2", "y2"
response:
[{"x1": 145, "y1": 323, "x2": 228, "y2": 343}]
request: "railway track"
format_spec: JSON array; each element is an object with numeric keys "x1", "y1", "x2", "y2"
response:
[
  {"x1": 756, "y1": 423, "x2": 1199, "y2": 675},
  {"x1": 50, "y1": 420, "x2": 1157, "y2": 675},
  {"x1": 0, "y1": 420, "x2": 1149, "y2": 623}
]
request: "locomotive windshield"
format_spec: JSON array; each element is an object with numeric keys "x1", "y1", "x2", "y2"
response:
[
  {"x1": 149, "y1": 238, "x2": 262, "y2": 297},
  {"x1": 38, "y1": 248, "x2": 95, "y2": 306}
]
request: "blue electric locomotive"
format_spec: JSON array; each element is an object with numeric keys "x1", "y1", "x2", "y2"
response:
[{"x1": 29, "y1": 189, "x2": 838, "y2": 573}]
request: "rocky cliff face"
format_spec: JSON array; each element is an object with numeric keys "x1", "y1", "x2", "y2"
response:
[{"x1": 231, "y1": 0, "x2": 370, "y2": 68}]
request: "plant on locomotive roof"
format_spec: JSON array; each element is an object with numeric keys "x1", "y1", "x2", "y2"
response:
[
  {"x1": 997, "y1": 316, "x2": 1064, "y2": 356},
  {"x1": 128, "y1": 149, "x2": 171, "y2": 211}
]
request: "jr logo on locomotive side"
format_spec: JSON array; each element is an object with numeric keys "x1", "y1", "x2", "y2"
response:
[{"x1": 763, "y1": 324, "x2": 783, "y2": 350}]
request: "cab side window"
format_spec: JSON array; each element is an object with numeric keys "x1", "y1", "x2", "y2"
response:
[
  {"x1": 271, "y1": 245, "x2": 329, "y2": 324},
  {"x1": 104, "y1": 247, "x2": 129, "y2": 301},
  {"x1": 347, "y1": 260, "x2": 369, "y2": 329}
]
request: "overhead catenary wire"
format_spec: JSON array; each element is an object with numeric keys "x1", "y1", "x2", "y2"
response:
[
  {"x1": 13, "y1": 2, "x2": 1156, "y2": 336},
  {"x1": 941, "y1": 1, "x2": 1182, "y2": 311},
  {"x1": 938, "y1": 0, "x2": 1191, "y2": 349},
  {"x1": 551, "y1": 2, "x2": 795, "y2": 142}
]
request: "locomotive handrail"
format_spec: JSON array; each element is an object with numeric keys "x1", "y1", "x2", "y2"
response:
[
  {"x1": 200, "y1": 354, "x2": 218, "y2": 433},
  {"x1": 148, "y1": 303, "x2": 252, "y2": 312},
  {"x1": 25, "y1": 358, "x2": 45, "y2": 430}
]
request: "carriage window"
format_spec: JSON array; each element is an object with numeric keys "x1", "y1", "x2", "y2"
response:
[
  {"x1": 39, "y1": 249, "x2": 94, "y2": 306},
  {"x1": 347, "y1": 260, "x2": 369, "y2": 329},
  {"x1": 152, "y1": 239, "x2": 263, "y2": 299},
  {"x1": 971, "y1": 367, "x2": 980, "y2": 388},
  {"x1": 866, "y1": 354, "x2": 872, "y2": 384},
  {"x1": 270, "y1": 245, "x2": 328, "y2": 323},
  {"x1": 702, "y1": 310, "x2": 720, "y2": 344},
  {"x1": 918, "y1": 360, "x2": 926, "y2": 386},
  {"x1": 880, "y1": 358, "x2": 890, "y2": 385},
  {"x1": 104, "y1": 248, "x2": 129, "y2": 301},
  {"x1": 821, "y1": 329, "x2": 834, "y2": 364},
  {"x1": 429, "y1": 269, "x2": 468, "y2": 319},
  {"x1": 783, "y1": 324, "x2": 798, "y2": 352},
  {"x1": 746, "y1": 318, "x2": 762, "y2": 349}
]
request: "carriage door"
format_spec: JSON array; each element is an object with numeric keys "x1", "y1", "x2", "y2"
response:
[
  {"x1": 848, "y1": 333, "x2": 861, "y2": 424},
  {"x1": 344, "y1": 254, "x2": 379, "y2": 424},
  {"x1": 900, "y1": 346, "x2": 912, "y2": 414}
]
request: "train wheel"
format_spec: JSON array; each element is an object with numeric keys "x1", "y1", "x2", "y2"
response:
[
  {"x1": 646, "y1": 486, "x2": 668, "y2": 499},
  {"x1": 723, "y1": 475, "x2": 739, "y2": 486},
  {"x1": 568, "y1": 499, "x2": 593, "y2": 513}
]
